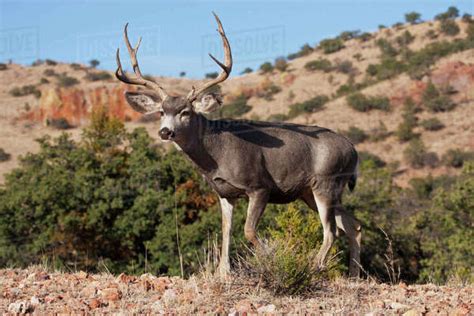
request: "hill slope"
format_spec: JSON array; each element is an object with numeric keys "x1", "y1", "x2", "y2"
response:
[{"x1": 0, "y1": 18, "x2": 473, "y2": 186}]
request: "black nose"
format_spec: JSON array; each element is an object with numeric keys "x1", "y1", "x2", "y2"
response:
[{"x1": 159, "y1": 127, "x2": 175, "y2": 140}]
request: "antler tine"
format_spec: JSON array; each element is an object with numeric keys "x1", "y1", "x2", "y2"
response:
[
  {"x1": 115, "y1": 23, "x2": 168, "y2": 100},
  {"x1": 187, "y1": 12, "x2": 233, "y2": 102}
]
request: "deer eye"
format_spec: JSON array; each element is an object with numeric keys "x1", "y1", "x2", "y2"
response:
[
  {"x1": 158, "y1": 110, "x2": 164, "y2": 116},
  {"x1": 181, "y1": 110, "x2": 191, "y2": 116}
]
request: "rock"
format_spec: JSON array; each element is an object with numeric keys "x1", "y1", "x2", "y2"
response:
[
  {"x1": 99, "y1": 287, "x2": 122, "y2": 301},
  {"x1": 89, "y1": 298, "x2": 102, "y2": 309},
  {"x1": 8, "y1": 300, "x2": 34, "y2": 314},
  {"x1": 257, "y1": 304, "x2": 276, "y2": 313}
]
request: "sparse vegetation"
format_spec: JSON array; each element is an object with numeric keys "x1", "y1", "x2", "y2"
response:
[
  {"x1": 405, "y1": 11, "x2": 421, "y2": 24},
  {"x1": 442, "y1": 149, "x2": 474, "y2": 168},
  {"x1": 0, "y1": 63, "x2": 7, "y2": 71},
  {"x1": 368, "y1": 121, "x2": 390, "y2": 142},
  {"x1": 240, "y1": 67, "x2": 253, "y2": 74},
  {"x1": 439, "y1": 19, "x2": 460, "y2": 36},
  {"x1": 288, "y1": 95, "x2": 329, "y2": 118},
  {"x1": 376, "y1": 38, "x2": 398, "y2": 57},
  {"x1": 335, "y1": 60, "x2": 355, "y2": 75},
  {"x1": 319, "y1": 38, "x2": 345, "y2": 54},
  {"x1": 346, "y1": 93, "x2": 390, "y2": 112},
  {"x1": 396, "y1": 98, "x2": 418, "y2": 142},
  {"x1": 274, "y1": 57, "x2": 288, "y2": 72},
  {"x1": 259, "y1": 62, "x2": 274, "y2": 74},
  {"x1": 46, "y1": 117, "x2": 74, "y2": 130},
  {"x1": 45, "y1": 59, "x2": 58, "y2": 66},
  {"x1": 422, "y1": 82, "x2": 456, "y2": 112},
  {"x1": 57, "y1": 74, "x2": 80, "y2": 87},
  {"x1": 342, "y1": 126, "x2": 368, "y2": 144},
  {"x1": 219, "y1": 94, "x2": 251, "y2": 118},
  {"x1": 9, "y1": 85, "x2": 41, "y2": 98},
  {"x1": 435, "y1": 6, "x2": 459, "y2": 21},
  {"x1": 287, "y1": 43, "x2": 313, "y2": 60},
  {"x1": 0, "y1": 148, "x2": 11, "y2": 162},
  {"x1": 404, "y1": 138, "x2": 438, "y2": 168},
  {"x1": 85, "y1": 71, "x2": 113, "y2": 81},
  {"x1": 420, "y1": 117, "x2": 444, "y2": 131},
  {"x1": 304, "y1": 58, "x2": 332, "y2": 72},
  {"x1": 395, "y1": 30, "x2": 415, "y2": 47},
  {"x1": 70, "y1": 63, "x2": 82, "y2": 70},
  {"x1": 89, "y1": 59, "x2": 100, "y2": 68},
  {"x1": 205, "y1": 72, "x2": 219, "y2": 79},
  {"x1": 43, "y1": 69, "x2": 56, "y2": 77},
  {"x1": 256, "y1": 82, "x2": 281, "y2": 101}
]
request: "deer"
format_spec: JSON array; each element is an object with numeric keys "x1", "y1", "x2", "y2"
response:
[{"x1": 115, "y1": 13, "x2": 362, "y2": 278}]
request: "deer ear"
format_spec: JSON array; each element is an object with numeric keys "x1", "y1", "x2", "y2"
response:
[
  {"x1": 125, "y1": 91, "x2": 162, "y2": 114},
  {"x1": 193, "y1": 93, "x2": 222, "y2": 114}
]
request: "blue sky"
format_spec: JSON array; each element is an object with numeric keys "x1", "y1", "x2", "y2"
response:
[{"x1": 0, "y1": 0, "x2": 472, "y2": 78}]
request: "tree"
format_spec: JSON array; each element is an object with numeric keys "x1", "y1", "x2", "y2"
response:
[
  {"x1": 259, "y1": 62, "x2": 274, "y2": 74},
  {"x1": 435, "y1": 6, "x2": 459, "y2": 20},
  {"x1": 179, "y1": 71, "x2": 186, "y2": 77},
  {"x1": 89, "y1": 59, "x2": 100, "y2": 68},
  {"x1": 405, "y1": 11, "x2": 421, "y2": 24}
]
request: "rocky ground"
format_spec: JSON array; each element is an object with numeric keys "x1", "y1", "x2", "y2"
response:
[{"x1": 0, "y1": 267, "x2": 472, "y2": 314}]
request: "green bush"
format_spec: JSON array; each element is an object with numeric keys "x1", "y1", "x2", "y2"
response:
[
  {"x1": 319, "y1": 38, "x2": 345, "y2": 54},
  {"x1": 9, "y1": 85, "x2": 41, "y2": 98},
  {"x1": 256, "y1": 83, "x2": 281, "y2": 101},
  {"x1": 358, "y1": 32, "x2": 373, "y2": 42},
  {"x1": 342, "y1": 126, "x2": 368, "y2": 144},
  {"x1": 259, "y1": 62, "x2": 274, "y2": 74},
  {"x1": 405, "y1": 11, "x2": 421, "y2": 24},
  {"x1": 404, "y1": 138, "x2": 438, "y2": 168},
  {"x1": 439, "y1": 19, "x2": 460, "y2": 36},
  {"x1": 274, "y1": 57, "x2": 288, "y2": 72},
  {"x1": 369, "y1": 121, "x2": 390, "y2": 142},
  {"x1": 435, "y1": 6, "x2": 459, "y2": 21},
  {"x1": 219, "y1": 94, "x2": 251, "y2": 118},
  {"x1": 287, "y1": 44, "x2": 313, "y2": 60},
  {"x1": 395, "y1": 31, "x2": 415, "y2": 47},
  {"x1": 376, "y1": 38, "x2": 398, "y2": 57},
  {"x1": 0, "y1": 148, "x2": 11, "y2": 162},
  {"x1": 338, "y1": 30, "x2": 360, "y2": 41},
  {"x1": 304, "y1": 59, "x2": 332, "y2": 72},
  {"x1": 240, "y1": 67, "x2": 253, "y2": 75},
  {"x1": 288, "y1": 95, "x2": 329, "y2": 118},
  {"x1": 43, "y1": 69, "x2": 56, "y2": 77},
  {"x1": 346, "y1": 93, "x2": 390, "y2": 112},
  {"x1": 366, "y1": 57, "x2": 405, "y2": 80},
  {"x1": 45, "y1": 59, "x2": 57, "y2": 66},
  {"x1": 420, "y1": 118, "x2": 444, "y2": 131},
  {"x1": 85, "y1": 71, "x2": 112, "y2": 81},
  {"x1": 205, "y1": 72, "x2": 218, "y2": 79},
  {"x1": 396, "y1": 99, "x2": 418, "y2": 142},
  {"x1": 46, "y1": 117, "x2": 74, "y2": 130},
  {"x1": 89, "y1": 59, "x2": 100, "y2": 68},
  {"x1": 422, "y1": 82, "x2": 456, "y2": 112},
  {"x1": 358, "y1": 151, "x2": 386, "y2": 167},
  {"x1": 57, "y1": 74, "x2": 79, "y2": 87},
  {"x1": 442, "y1": 149, "x2": 474, "y2": 168},
  {"x1": 335, "y1": 60, "x2": 355, "y2": 75},
  {"x1": 267, "y1": 113, "x2": 289, "y2": 122}
]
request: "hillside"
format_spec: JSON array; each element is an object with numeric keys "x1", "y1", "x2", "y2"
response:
[
  {"x1": 1, "y1": 18, "x2": 473, "y2": 187},
  {"x1": 1, "y1": 267, "x2": 472, "y2": 314}
]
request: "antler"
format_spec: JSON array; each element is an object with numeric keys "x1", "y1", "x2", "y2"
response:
[
  {"x1": 115, "y1": 23, "x2": 168, "y2": 101},
  {"x1": 187, "y1": 12, "x2": 233, "y2": 102}
]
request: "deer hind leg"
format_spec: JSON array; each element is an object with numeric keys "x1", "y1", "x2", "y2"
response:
[
  {"x1": 335, "y1": 206, "x2": 362, "y2": 278},
  {"x1": 218, "y1": 197, "x2": 235, "y2": 279},
  {"x1": 244, "y1": 190, "x2": 269, "y2": 248},
  {"x1": 313, "y1": 192, "x2": 337, "y2": 269}
]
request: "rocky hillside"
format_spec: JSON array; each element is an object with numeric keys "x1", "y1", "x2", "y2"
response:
[
  {"x1": 0, "y1": 17, "x2": 473, "y2": 185},
  {"x1": 1, "y1": 267, "x2": 472, "y2": 314}
]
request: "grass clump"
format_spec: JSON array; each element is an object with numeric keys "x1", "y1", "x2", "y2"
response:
[
  {"x1": 420, "y1": 118, "x2": 444, "y2": 131},
  {"x1": 404, "y1": 138, "x2": 439, "y2": 168},
  {"x1": 342, "y1": 126, "x2": 368, "y2": 144},
  {"x1": 288, "y1": 95, "x2": 329, "y2": 118},
  {"x1": 304, "y1": 58, "x2": 332, "y2": 72},
  {"x1": 442, "y1": 149, "x2": 474, "y2": 168},
  {"x1": 346, "y1": 93, "x2": 390, "y2": 112},
  {"x1": 239, "y1": 204, "x2": 333, "y2": 295},
  {"x1": 319, "y1": 38, "x2": 345, "y2": 54}
]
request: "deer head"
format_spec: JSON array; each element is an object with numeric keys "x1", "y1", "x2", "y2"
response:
[{"x1": 116, "y1": 12, "x2": 232, "y2": 141}]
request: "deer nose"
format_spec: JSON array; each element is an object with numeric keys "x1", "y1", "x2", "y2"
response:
[{"x1": 159, "y1": 127, "x2": 175, "y2": 140}]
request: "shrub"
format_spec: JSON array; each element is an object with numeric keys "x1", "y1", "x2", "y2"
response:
[
  {"x1": 422, "y1": 82, "x2": 456, "y2": 112},
  {"x1": 405, "y1": 11, "x2": 421, "y2": 24},
  {"x1": 338, "y1": 30, "x2": 360, "y2": 41},
  {"x1": 288, "y1": 95, "x2": 329, "y2": 118},
  {"x1": 335, "y1": 60, "x2": 355, "y2": 75},
  {"x1": 404, "y1": 138, "x2": 438, "y2": 168},
  {"x1": 425, "y1": 29, "x2": 438, "y2": 40},
  {"x1": 205, "y1": 72, "x2": 218, "y2": 79},
  {"x1": 366, "y1": 57, "x2": 404, "y2": 80},
  {"x1": 9, "y1": 85, "x2": 41, "y2": 98},
  {"x1": 239, "y1": 204, "x2": 330, "y2": 295},
  {"x1": 369, "y1": 121, "x2": 390, "y2": 142},
  {"x1": 89, "y1": 59, "x2": 100, "y2": 68},
  {"x1": 240, "y1": 67, "x2": 253, "y2": 74},
  {"x1": 287, "y1": 44, "x2": 314, "y2": 60},
  {"x1": 467, "y1": 23, "x2": 474, "y2": 40},
  {"x1": 353, "y1": 53, "x2": 363, "y2": 61},
  {"x1": 396, "y1": 99, "x2": 418, "y2": 142},
  {"x1": 40, "y1": 77, "x2": 49, "y2": 84},
  {"x1": 462, "y1": 13, "x2": 472, "y2": 23},
  {"x1": 256, "y1": 83, "x2": 281, "y2": 101},
  {"x1": 219, "y1": 94, "x2": 251, "y2": 118},
  {"x1": 439, "y1": 19, "x2": 460, "y2": 36},
  {"x1": 442, "y1": 149, "x2": 474, "y2": 168},
  {"x1": 274, "y1": 57, "x2": 288, "y2": 72},
  {"x1": 393, "y1": 22, "x2": 404, "y2": 30},
  {"x1": 85, "y1": 71, "x2": 112, "y2": 81},
  {"x1": 70, "y1": 63, "x2": 82, "y2": 70},
  {"x1": 304, "y1": 59, "x2": 332, "y2": 72},
  {"x1": 435, "y1": 6, "x2": 459, "y2": 21},
  {"x1": 179, "y1": 71, "x2": 186, "y2": 77},
  {"x1": 396, "y1": 31, "x2": 415, "y2": 47},
  {"x1": 376, "y1": 38, "x2": 398, "y2": 57},
  {"x1": 43, "y1": 69, "x2": 56, "y2": 77},
  {"x1": 0, "y1": 148, "x2": 11, "y2": 162},
  {"x1": 45, "y1": 59, "x2": 57, "y2": 66},
  {"x1": 358, "y1": 32, "x2": 373, "y2": 42},
  {"x1": 358, "y1": 151, "x2": 386, "y2": 167},
  {"x1": 319, "y1": 38, "x2": 345, "y2": 54},
  {"x1": 57, "y1": 74, "x2": 79, "y2": 87},
  {"x1": 346, "y1": 93, "x2": 390, "y2": 112},
  {"x1": 420, "y1": 118, "x2": 444, "y2": 131},
  {"x1": 46, "y1": 117, "x2": 74, "y2": 130},
  {"x1": 259, "y1": 62, "x2": 273, "y2": 74},
  {"x1": 342, "y1": 126, "x2": 368, "y2": 144},
  {"x1": 0, "y1": 63, "x2": 7, "y2": 71}
]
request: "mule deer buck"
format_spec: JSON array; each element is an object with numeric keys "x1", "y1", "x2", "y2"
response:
[{"x1": 116, "y1": 13, "x2": 362, "y2": 278}]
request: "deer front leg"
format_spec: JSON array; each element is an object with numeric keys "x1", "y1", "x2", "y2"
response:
[
  {"x1": 244, "y1": 190, "x2": 269, "y2": 248},
  {"x1": 218, "y1": 197, "x2": 234, "y2": 279}
]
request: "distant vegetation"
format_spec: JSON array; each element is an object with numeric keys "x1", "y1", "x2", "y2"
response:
[
  {"x1": 9, "y1": 85, "x2": 41, "y2": 98},
  {"x1": 346, "y1": 93, "x2": 390, "y2": 112},
  {"x1": 57, "y1": 73, "x2": 80, "y2": 87},
  {"x1": 85, "y1": 71, "x2": 113, "y2": 82},
  {"x1": 287, "y1": 95, "x2": 329, "y2": 118},
  {"x1": 0, "y1": 148, "x2": 11, "y2": 162}
]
